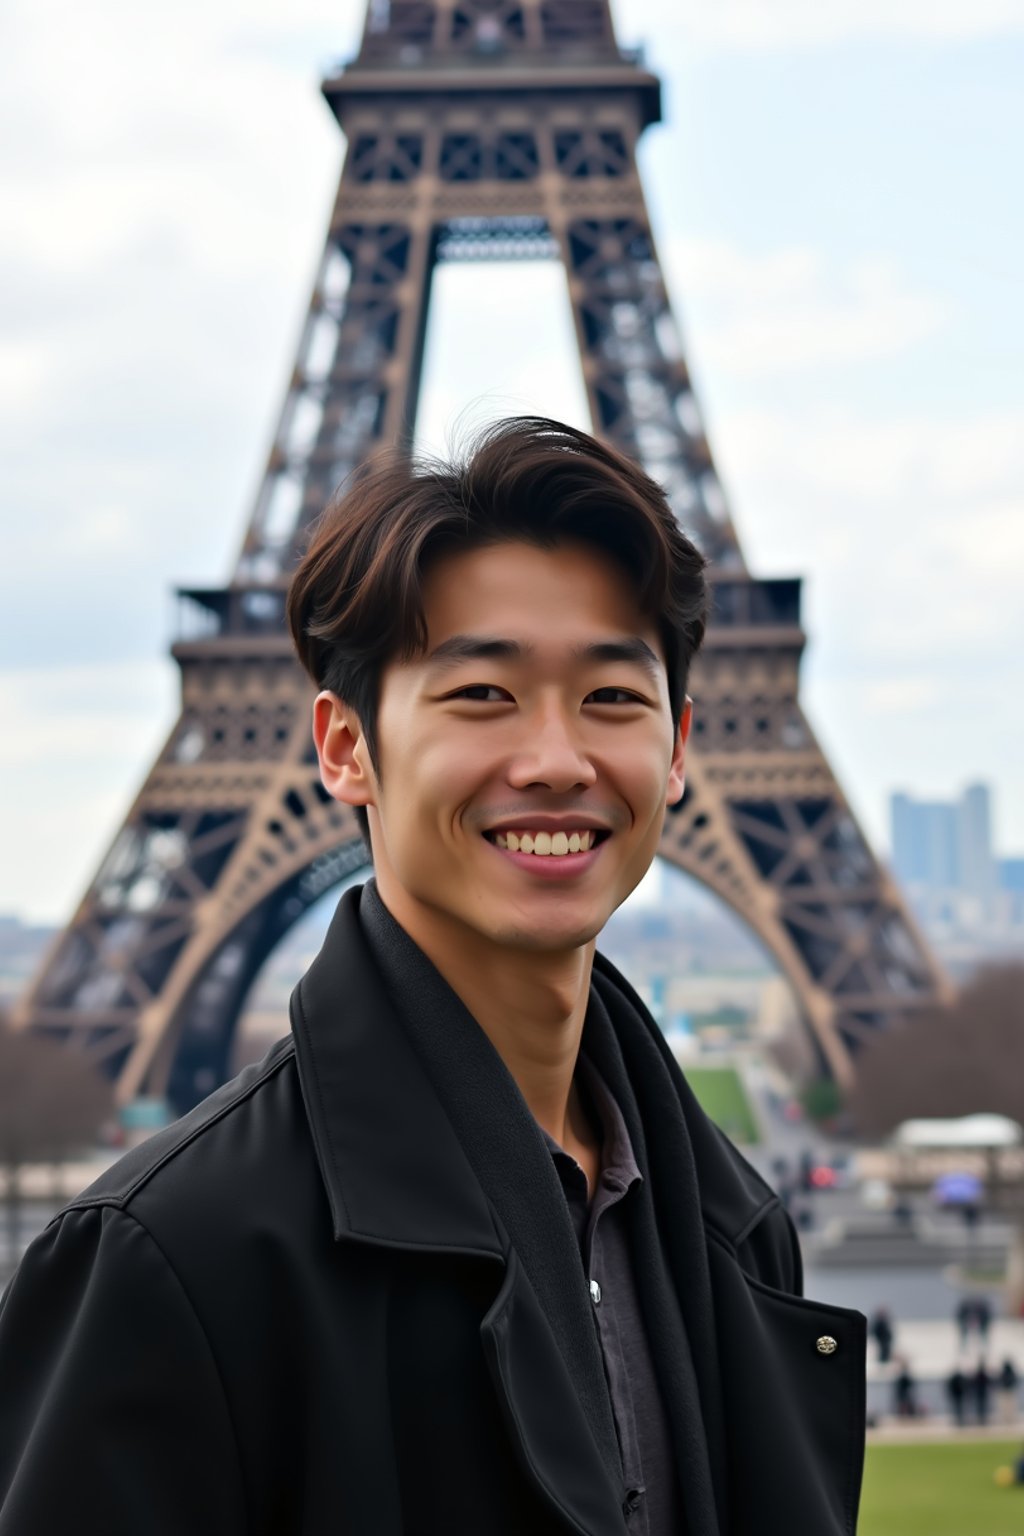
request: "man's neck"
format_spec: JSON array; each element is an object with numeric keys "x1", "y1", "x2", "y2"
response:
[{"x1": 374, "y1": 879, "x2": 595, "y2": 1151}]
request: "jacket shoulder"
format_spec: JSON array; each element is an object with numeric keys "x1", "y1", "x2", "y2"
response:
[{"x1": 62, "y1": 1034, "x2": 297, "y2": 1218}]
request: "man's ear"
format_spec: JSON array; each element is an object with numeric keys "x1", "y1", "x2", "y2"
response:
[
  {"x1": 666, "y1": 697, "x2": 693, "y2": 807},
  {"x1": 312, "y1": 692, "x2": 376, "y2": 807}
]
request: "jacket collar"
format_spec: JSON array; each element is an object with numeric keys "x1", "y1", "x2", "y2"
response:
[
  {"x1": 289, "y1": 884, "x2": 503, "y2": 1260},
  {"x1": 290, "y1": 883, "x2": 776, "y2": 1259}
]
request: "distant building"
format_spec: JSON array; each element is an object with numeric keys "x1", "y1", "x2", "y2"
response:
[
  {"x1": 888, "y1": 783, "x2": 1017, "y2": 946},
  {"x1": 998, "y1": 857, "x2": 1024, "y2": 926},
  {"x1": 890, "y1": 792, "x2": 960, "y2": 889},
  {"x1": 958, "y1": 783, "x2": 997, "y2": 913},
  {"x1": 998, "y1": 857, "x2": 1024, "y2": 893}
]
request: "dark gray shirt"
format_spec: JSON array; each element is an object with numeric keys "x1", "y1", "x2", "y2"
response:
[{"x1": 541, "y1": 1053, "x2": 684, "y2": 1536}]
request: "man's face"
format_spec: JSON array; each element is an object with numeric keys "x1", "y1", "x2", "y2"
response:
[{"x1": 318, "y1": 539, "x2": 689, "y2": 957}]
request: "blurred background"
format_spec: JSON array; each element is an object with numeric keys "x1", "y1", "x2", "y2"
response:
[{"x1": 2, "y1": 1, "x2": 1024, "y2": 1527}]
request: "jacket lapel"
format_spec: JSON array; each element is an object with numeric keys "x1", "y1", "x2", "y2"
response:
[
  {"x1": 290, "y1": 885, "x2": 629, "y2": 1536},
  {"x1": 481, "y1": 1249, "x2": 633, "y2": 1536},
  {"x1": 290, "y1": 887, "x2": 501, "y2": 1259}
]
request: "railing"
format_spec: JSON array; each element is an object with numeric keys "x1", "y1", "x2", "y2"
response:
[
  {"x1": 708, "y1": 577, "x2": 803, "y2": 630},
  {"x1": 174, "y1": 586, "x2": 289, "y2": 643}
]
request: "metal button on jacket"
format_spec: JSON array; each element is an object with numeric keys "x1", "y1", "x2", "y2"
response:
[
  {"x1": 816, "y1": 1335, "x2": 838, "y2": 1355},
  {"x1": 589, "y1": 1279, "x2": 602, "y2": 1305}
]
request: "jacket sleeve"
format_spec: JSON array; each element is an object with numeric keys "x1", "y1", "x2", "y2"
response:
[{"x1": 0, "y1": 1203, "x2": 248, "y2": 1535}]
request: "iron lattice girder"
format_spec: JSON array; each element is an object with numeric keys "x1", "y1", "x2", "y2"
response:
[
  {"x1": 343, "y1": 127, "x2": 632, "y2": 187},
  {"x1": 12, "y1": 0, "x2": 949, "y2": 1111},
  {"x1": 357, "y1": 1, "x2": 626, "y2": 71},
  {"x1": 439, "y1": 130, "x2": 541, "y2": 181}
]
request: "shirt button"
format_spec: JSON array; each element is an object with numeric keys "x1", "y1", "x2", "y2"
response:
[{"x1": 589, "y1": 1279, "x2": 602, "y2": 1305}]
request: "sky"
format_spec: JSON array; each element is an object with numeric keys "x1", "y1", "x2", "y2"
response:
[{"x1": 1, "y1": 0, "x2": 1023, "y2": 924}]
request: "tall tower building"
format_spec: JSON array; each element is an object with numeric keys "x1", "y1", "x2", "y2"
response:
[
  {"x1": 13, "y1": 0, "x2": 949, "y2": 1111},
  {"x1": 890, "y1": 782, "x2": 998, "y2": 929},
  {"x1": 890, "y1": 793, "x2": 960, "y2": 889},
  {"x1": 958, "y1": 783, "x2": 997, "y2": 914}
]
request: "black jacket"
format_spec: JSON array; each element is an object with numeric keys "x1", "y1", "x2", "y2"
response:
[{"x1": 0, "y1": 885, "x2": 866, "y2": 1535}]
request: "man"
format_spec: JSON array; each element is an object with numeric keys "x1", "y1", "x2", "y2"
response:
[{"x1": 0, "y1": 418, "x2": 866, "y2": 1534}]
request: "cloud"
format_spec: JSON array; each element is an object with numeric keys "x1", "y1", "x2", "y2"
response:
[
  {"x1": 0, "y1": 660, "x2": 179, "y2": 921},
  {"x1": 647, "y1": 238, "x2": 1023, "y2": 818},
  {"x1": 0, "y1": 9, "x2": 351, "y2": 664},
  {"x1": 665, "y1": 240, "x2": 946, "y2": 377},
  {"x1": 0, "y1": 660, "x2": 177, "y2": 766},
  {"x1": 624, "y1": 0, "x2": 1024, "y2": 48},
  {"x1": 862, "y1": 677, "x2": 945, "y2": 715},
  {"x1": 714, "y1": 405, "x2": 1024, "y2": 640},
  {"x1": 698, "y1": 398, "x2": 1024, "y2": 845},
  {"x1": 0, "y1": 336, "x2": 51, "y2": 413},
  {"x1": 2, "y1": 2, "x2": 496, "y2": 682},
  {"x1": 722, "y1": 407, "x2": 1024, "y2": 530}
]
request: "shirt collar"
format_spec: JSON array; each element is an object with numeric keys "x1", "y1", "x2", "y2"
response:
[{"x1": 540, "y1": 1051, "x2": 643, "y2": 1194}]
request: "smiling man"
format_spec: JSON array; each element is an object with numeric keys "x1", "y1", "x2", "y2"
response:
[{"x1": 0, "y1": 418, "x2": 865, "y2": 1536}]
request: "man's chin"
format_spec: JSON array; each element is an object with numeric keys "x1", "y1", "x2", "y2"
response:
[{"x1": 488, "y1": 916, "x2": 605, "y2": 954}]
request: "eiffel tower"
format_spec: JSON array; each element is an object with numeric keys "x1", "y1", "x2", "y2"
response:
[{"x1": 14, "y1": 0, "x2": 949, "y2": 1114}]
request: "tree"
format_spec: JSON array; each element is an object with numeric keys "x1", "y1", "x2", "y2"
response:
[
  {"x1": 847, "y1": 963, "x2": 1024, "y2": 1139},
  {"x1": 800, "y1": 1077, "x2": 844, "y2": 1129},
  {"x1": 0, "y1": 1013, "x2": 114, "y2": 1264}
]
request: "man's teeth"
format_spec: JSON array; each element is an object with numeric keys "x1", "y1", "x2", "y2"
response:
[{"x1": 493, "y1": 830, "x2": 597, "y2": 855}]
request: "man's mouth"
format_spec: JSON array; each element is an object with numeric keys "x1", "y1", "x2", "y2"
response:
[{"x1": 482, "y1": 829, "x2": 609, "y2": 857}]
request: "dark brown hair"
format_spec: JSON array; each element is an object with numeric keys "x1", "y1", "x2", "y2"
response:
[{"x1": 287, "y1": 417, "x2": 708, "y2": 841}]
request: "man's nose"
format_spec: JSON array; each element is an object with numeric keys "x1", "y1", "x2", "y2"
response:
[{"x1": 505, "y1": 708, "x2": 597, "y2": 793}]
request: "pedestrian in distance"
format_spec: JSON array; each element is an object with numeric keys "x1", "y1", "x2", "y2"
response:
[
  {"x1": 971, "y1": 1361, "x2": 993, "y2": 1426},
  {"x1": 870, "y1": 1307, "x2": 895, "y2": 1365},
  {"x1": 946, "y1": 1368, "x2": 968, "y2": 1427},
  {"x1": 891, "y1": 1195, "x2": 914, "y2": 1228},
  {"x1": 0, "y1": 418, "x2": 869, "y2": 1536},
  {"x1": 955, "y1": 1293, "x2": 993, "y2": 1348},
  {"x1": 997, "y1": 1359, "x2": 1020, "y2": 1426},
  {"x1": 893, "y1": 1357, "x2": 920, "y2": 1419}
]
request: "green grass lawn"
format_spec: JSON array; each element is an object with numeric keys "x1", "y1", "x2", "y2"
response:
[
  {"x1": 860, "y1": 1441, "x2": 1023, "y2": 1535},
  {"x1": 683, "y1": 1066, "x2": 759, "y2": 1145}
]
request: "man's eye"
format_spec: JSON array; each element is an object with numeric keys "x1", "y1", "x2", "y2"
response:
[
  {"x1": 587, "y1": 687, "x2": 642, "y2": 704},
  {"x1": 451, "y1": 684, "x2": 510, "y2": 702}
]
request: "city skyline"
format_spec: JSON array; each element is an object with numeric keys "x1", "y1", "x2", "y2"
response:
[{"x1": 2, "y1": 0, "x2": 1022, "y2": 923}]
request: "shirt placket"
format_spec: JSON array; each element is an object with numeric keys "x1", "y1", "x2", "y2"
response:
[{"x1": 584, "y1": 1186, "x2": 648, "y2": 1532}]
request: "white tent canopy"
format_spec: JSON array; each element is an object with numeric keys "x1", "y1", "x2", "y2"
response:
[{"x1": 892, "y1": 1113, "x2": 1023, "y2": 1150}]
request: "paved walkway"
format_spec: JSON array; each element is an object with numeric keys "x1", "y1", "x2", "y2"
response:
[{"x1": 868, "y1": 1418, "x2": 1024, "y2": 1444}]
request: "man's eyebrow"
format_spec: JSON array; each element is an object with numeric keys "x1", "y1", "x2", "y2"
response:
[
  {"x1": 424, "y1": 636, "x2": 531, "y2": 671},
  {"x1": 575, "y1": 638, "x2": 663, "y2": 680},
  {"x1": 423, "y1": 634, "x2": 663, "y2": 679}
]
